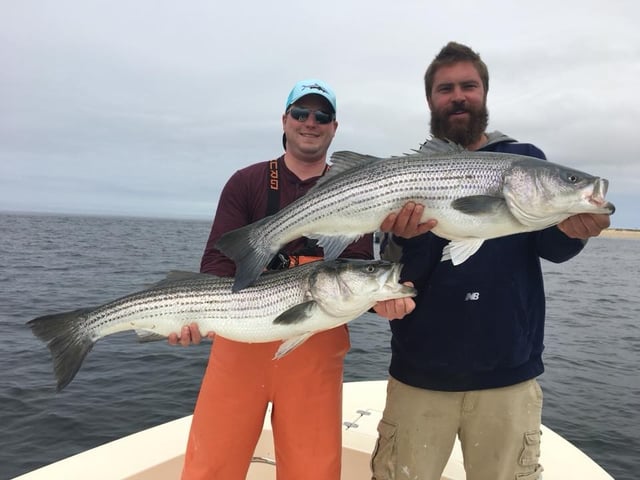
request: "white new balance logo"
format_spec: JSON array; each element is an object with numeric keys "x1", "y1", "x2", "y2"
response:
[{"x1": 464, "y1": 292, "x2": 480, "y2": 301}]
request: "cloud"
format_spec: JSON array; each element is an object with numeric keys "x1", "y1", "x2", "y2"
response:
[{"x1": 1, "y1": 0, "x2": 638, "y2": 227}]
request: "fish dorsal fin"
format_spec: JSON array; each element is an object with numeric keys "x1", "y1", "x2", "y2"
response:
[
  {"x1": 312, "y1": 151, "x2": 383, "y2": 189},
  {"x1": 164, "y1": 270, "x2": 204, "y2": 282},
  {"x1": 329, "y1": 151, "x2": 381, "y2": 173},
  {"x1": 147, "y1": 271, "x2": 216, "y2": 289},
  {"x1": 418, "y1": 138, "x2": 466, "y2": 156}
]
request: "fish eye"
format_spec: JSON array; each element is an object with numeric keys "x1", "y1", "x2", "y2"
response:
[
  {"x1": 365, "y1": 265, "x2": 376, "y2": 273},
  {"x1": 567, "y1": 174, "x2": 579, "y2": 184}
]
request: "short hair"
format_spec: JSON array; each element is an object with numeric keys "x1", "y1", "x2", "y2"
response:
[{"x1": 424, "y1": 42, "x2": 489, "y2": 101}]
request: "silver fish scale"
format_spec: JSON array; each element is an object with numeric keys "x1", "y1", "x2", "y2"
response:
[
  {"x1": 258, "y1": 154, "x2": 516, "y2": 241},
  {"x1": 84, "y1": 266, "x2": 316, "y2": 338}
]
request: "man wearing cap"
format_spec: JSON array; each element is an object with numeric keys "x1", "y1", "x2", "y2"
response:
[{"x1": 179, "y1": 79, "x2": 413, "y2": 480}]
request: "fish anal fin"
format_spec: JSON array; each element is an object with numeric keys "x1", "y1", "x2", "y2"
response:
[
  {"x1": 441, "y1": 239, "x2": 485, "y2": 265},
  {"x1": 135, "y1": 330, "x2": 167, "y2": 342},
  {"x1": 274, "y1": 332, "x2": 315, "y2": 359}
]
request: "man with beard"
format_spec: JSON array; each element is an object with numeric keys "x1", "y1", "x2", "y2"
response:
[{"x1": 372, "y1": 42, "x2": 610, "y2": 480}]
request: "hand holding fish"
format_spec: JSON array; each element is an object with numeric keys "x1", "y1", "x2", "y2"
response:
[
  {"x1": 373, "y1": 282, "x2": 416, "y2": 320},
  {"x1": 167, "y1": 322, "x2": 215, "y2": 346},
  {"x1": 557, "y1": 213, "x2": 611, "y2": 239},
  {"x1": 380, "y1": 202, "x2": 438, "y2": 239}
]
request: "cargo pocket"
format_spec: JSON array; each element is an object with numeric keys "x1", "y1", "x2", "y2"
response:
[
  {"x1": 370, "y1": 419, "x2": 397, "y2": 480},
  {"x1": 516, "y1": 464, "x2": 544, "y2": 480},
  {"x1": 517, "y1": 430, "x2": 543, "y2": 479}
]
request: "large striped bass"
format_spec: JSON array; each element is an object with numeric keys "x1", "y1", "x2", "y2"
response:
[
  {"x1": 28, "y1": 259, "x2": 415, "y2": 391},
  {"x1": 217, "y1": 139, "x2": 615, "y2": 291}
]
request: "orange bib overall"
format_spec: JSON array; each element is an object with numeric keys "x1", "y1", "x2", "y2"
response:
[{"x1": 182, "y1": 258, "x2": 350, "y2": 480}]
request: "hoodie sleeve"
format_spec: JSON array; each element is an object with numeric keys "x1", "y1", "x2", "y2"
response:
[{"x1": 534, "y1": 226, "x2": 586, "y2": 263}]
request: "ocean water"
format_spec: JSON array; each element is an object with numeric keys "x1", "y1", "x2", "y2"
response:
[{"x1": 0, "y1": 212, "x2": 637, "y2": 480}]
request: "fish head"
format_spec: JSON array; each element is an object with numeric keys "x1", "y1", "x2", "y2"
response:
[
  {"x1": 308, "y1": 259, "x2": 416, "y2": 318},
  {"x1": 503, "y1": 160, "x2": 616, "y2": 229}
]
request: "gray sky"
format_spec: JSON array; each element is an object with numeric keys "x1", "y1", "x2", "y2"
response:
[{"x1": 1, "y1": 0, "x2": 638, "y2": 228}]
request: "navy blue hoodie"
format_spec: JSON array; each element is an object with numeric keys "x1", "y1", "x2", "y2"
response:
[{"x1": 385, "y1": 132, "x2": 586, "y2": 391}]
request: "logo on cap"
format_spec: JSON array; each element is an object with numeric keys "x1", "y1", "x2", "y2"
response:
[{"x1": 301, "y1": 83, "x2": 329, "y2": 94}]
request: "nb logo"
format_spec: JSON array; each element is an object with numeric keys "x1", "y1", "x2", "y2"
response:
[{"x1": 464, "y1": 292, "x2": 480, "y2": 301}]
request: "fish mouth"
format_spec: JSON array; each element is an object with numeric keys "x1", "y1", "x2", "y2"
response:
[
  {"x1": 383, "y1": 262, "x2": 416, "y2": 297},
  {"x1": 589, "y1": 178, "x2": 616, "y2": 214}
]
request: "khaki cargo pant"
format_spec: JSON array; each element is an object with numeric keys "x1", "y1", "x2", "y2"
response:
[{"x1": 371, "y1": 376, "x2": 544, "y2": 480}]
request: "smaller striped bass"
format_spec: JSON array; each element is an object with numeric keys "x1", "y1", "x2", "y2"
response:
[{"x1": 28, "y1": 259, "x2": 415, "y2": 391}]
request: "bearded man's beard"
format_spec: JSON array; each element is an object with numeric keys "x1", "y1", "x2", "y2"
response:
[{"x1": 430, "y1": 102, "x2": 489, "y2": 147}]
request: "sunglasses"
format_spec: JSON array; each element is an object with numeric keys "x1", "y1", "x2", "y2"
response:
[{"x1": 288, "y1": 106, "x2": 335, "y2": 125}]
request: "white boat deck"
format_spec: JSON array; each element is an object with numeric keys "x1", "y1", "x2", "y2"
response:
[{"x1": 12, "y1": 381, "x2": 613, "y2": 480}]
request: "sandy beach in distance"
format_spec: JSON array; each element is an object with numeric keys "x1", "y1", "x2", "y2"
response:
[{"x1": 599, "y1": 228, "x2": 640, "y2": 239}]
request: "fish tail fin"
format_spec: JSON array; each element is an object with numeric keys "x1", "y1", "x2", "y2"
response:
[
  {"x1": 27, "y1": 308, "x2": 96, "y2": 391},
  {"x1": 215, "y1": 220, "x2": 276, "y2": 292}
]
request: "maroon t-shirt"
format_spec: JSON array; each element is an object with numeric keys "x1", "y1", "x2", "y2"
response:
[{"x1": 200, "y1": 155, "x2": 374, "y2": 276}]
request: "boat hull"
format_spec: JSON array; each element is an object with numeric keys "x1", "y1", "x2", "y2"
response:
[{"x1": 11, "y1": 381, "x2": 613, "y2": 480}]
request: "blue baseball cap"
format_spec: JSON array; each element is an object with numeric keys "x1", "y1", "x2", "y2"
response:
[{"x1": 285, "y1": 79, "x2": 337, "y2": 114}]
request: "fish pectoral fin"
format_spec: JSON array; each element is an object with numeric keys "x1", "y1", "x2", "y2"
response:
[
  {"x1": 441, "y1": 239, "x2": 485, "y2": 265},
  {"x1": 135, "y1": 330, "x2": 167, "y2": 342},
  {"x1": 309, "y1": 234, "x2": 362, "y2": 260},
  {"x1": 273, "y1": 301, "x2": 319, "y2": 325},
  {"x1": 451, "y1": 196, "x2": 506, "y2": 215},
  {"x1": 274, "y1": 333, "x2": 315, "y2": 359}
]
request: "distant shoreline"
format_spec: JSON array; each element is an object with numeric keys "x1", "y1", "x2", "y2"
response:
[
  {"x1": 1, "y1": 210, "x2": 638, "y2": 239},
  {"x1": 599, "y1": 228, "x2": 640, "y2": 239}
]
